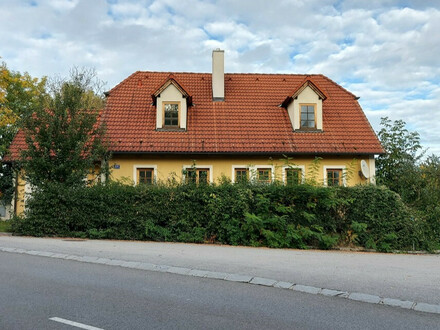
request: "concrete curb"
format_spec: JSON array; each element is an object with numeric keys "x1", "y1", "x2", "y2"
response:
[{"x1": 1, "y1": 246, "x2": 439, "y2": 315}]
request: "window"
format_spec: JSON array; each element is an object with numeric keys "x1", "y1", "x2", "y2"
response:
[
  {"x1": 137, "y1": 168, "x2": 154, "y2": 185},
  {"x1": 234, "y1": 168, "x2": 249, "y2": 184},
  {"x1": 163, "y1": 102, "x2": 179, "y2": 128},
  {"x1": 185, "y1": 168, "x2": 210, "y2": 184},
  {"x1": 285, "y1": 168, "x2": 302, "y2": 185},
  {"x1": 327, "y1": 169, "x2": 342, "y2": 186},
  {"x1": 300, "y1": 104, "x2": 316, "y2": 129},
  {"x1": 0, "y1": 204, "x2": 6, "y2": 218},
  {"x1": 257, "y1": 168, "x2": 272, "y2": 183}
]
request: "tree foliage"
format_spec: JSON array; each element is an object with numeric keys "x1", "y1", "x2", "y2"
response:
[
  {"x1": 19, "y1": 68, "x2": 108, "y2": 188},
  {"x1": 376, "y1": 118, "x2": 440, "y2": 245},
  {"x1": 0, "y1": 61, "x2": 47, "y2": 203},
  {"x1": 376, "y1": 117, "x2": 424, "y2": 201}
]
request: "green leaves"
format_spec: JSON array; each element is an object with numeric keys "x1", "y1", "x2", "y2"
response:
[
  {"x1": 376, "y1": 118, "x2": 440, "y2": 249},
  {"x1": 376, "y1": 117, "x2": 424, "y2": 201},
  {"x1": 12, "y1": 181, "x2": 437, "y2": 252},
  {"x1": 19, "y1": 68, "x2": 107, "y2": 189},
  {"x1": 0, "y1": 62, "x2": 47, "y2": 204}
]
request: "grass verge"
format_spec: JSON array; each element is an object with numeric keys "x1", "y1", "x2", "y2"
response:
[{"x1": 0, "y1": 220, "x2": 12, "y2": 232}]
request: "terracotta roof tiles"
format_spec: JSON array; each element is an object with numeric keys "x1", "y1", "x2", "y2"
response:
[{"x1": 7, "y1": 71, "x2": 383, "y2": 159}]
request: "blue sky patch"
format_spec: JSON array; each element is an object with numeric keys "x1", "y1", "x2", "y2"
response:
[{"x1": 39, "y1": 32, "x2": 52, "y2": 40}]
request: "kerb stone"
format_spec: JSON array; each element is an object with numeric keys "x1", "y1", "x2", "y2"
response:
[
  {"x1": 348, "y1": 292, "x2": 382, "y2": 304},
  {"x1": 188, "y1": 269, "x2": 210, "y2": 277},
  {"x1": 413, "y1": 303, "x2": 440, "y2": 314},
  {"x1": 273, "y1": 281, "x2": 294, "y2": 289},
  {"x1": 320, "y1": 289, "x2": 349, "y2": 298},
  {"x1": 167, "y1": 266, "x2": 191, "y2": 275},
  {"x1": 204, "y1": 271, "x2": 229, "y2": 280},
  {"x1": 225, "y1": 274, "x2": 253, "y2": 283},
  {"x1": 250, "y1": 277, "x2": 277, "y2": 287},
  {"x1": 292, "y1": 285, "x2": 321, "y2": 294},
  {"x1": 381, "y1": 298, "x2": 414, "y2": 309}
]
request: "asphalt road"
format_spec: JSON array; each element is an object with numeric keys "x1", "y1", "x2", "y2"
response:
[
  {"x1": 1, "y1": 236, "x2": 439, "y2": 305},
  {"x1": 1, "y1": 252, "x2": 439, "y2": 330}
]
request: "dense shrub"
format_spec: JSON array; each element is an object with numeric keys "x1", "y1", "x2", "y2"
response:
[{"x1": 12, "y1": 181, "x2": 439, "y2": 252}]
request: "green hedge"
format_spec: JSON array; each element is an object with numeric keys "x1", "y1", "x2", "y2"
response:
[{"x1": 12, "y1": 182, "x2": 437, "y2": 252}]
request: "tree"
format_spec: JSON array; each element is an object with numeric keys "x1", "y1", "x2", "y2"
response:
[
  {"x1": 19, "y1": 68, "x2": 108, "y2": 189},
  {"x1": 418, "y1": 155, "x2": 440, "y2": 207},
  {"x1": 0, "y1": 61, "x2": 47, "y2": 204},
  {"x1": 375, "y1": 117, "x2": 424, "y2": 203}
]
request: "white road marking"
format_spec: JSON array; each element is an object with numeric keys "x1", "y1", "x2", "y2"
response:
[{"x1": 49, "y1": 317, "x2": 104, "y2": 330}]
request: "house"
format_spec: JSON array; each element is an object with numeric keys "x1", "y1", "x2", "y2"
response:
[{"x1": 7, "y1": 49, "x2": 383, "y2": 216}]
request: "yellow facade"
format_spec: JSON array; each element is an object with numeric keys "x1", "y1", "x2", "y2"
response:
[
  {"x1": 14, "y1": 173, "x2": 26, "y2": 216},
  {"x1": 13, "y1": 154, "x2": 375, "y2": 216},
  {"x1": 109, "y1": 154, "x2": 374, "y2": 186}
]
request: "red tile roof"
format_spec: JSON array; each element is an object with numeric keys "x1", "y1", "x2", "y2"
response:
[{"x1": 7, "y1": 71, "x2": 383, "y2": 159}]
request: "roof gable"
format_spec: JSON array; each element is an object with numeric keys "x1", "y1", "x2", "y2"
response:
[
  {"x1": 151, "y1": 74, "x2": 192, "y2": 106},
  {"x1": 282, "y1": 77, "x2": 327, "y2": 108}
]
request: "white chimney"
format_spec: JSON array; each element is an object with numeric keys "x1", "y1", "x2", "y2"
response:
[{"x1": 212, "y1": 49, "x2": 224, "y2": 101}]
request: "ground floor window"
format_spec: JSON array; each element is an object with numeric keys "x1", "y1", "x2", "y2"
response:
[
  {"x1": 234, "y1": 168, "x2": 249, "y2": 184},
  {"x1": 257, "y1": 168, "x2": 272, "y2": 183},
  {"x1": 285, "y1": 168, "x2": 302, "y2": 185},
  {"x1": 186, "y1": 168, "x2": 210, "y2": 184},
  {"x1": 137, "y1": 168, "x2": 154, "y2": 185},
  {"x1": 326, "y1": 169, "x2": 342, "y2": 186}
]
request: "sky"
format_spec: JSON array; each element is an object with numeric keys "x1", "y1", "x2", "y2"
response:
[{"x1": 1, "y1": 0, "x2": 439, "y2": 155}]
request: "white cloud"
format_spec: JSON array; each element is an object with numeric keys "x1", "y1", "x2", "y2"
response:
[{"x1": 0, "y1": 0, "x2": 439, "y2": 154}]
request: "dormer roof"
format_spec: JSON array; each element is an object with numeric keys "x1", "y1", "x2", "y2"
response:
[
  {"x1": 151, "y1": 74, "x2": 192, "y2": 106},
  {"x1": 281, "y1": 77, "x2": 327, "y2": 108}
]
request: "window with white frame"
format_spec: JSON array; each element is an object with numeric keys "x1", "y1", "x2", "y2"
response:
[
  {"x1": 282, "y1": 165, "x2": 305, "y2": 185},
  {"x1": 233, "y1": 165, "x2": 274, "y2": 183},
  {"x1": 133, "y1": 165, "x2": 157, "y2": 185},
  {"x1": 257, "y1": 168, "x2": 272, "y2": 183},
  {"x1": 323, "y1": 166, "x2": 346, "y2": 187},
  {"x1": 183, "y1": 165, "x2": 213, "y2": 184},
  {"x1": 137, "y1": 168, "x2": 154, "y2": 185},
  {"x1": 163, "y1": 102, "x2": 180, "y2": 128},
  {"x1": 234, "y1": 168, "x2": 249, "y2": 184},
  {"x1": 300, "y1": 104, "x2": 316, "y2": 129}
]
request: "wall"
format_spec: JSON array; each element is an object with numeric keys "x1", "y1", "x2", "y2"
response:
[
  {"x1": 14, "y1": 172, "x2": 26, "y2": 216},
  {"x1": 109, "y1": 154, "x2": 370, "y2": 186},
  {"x1": 13, "y1": 154, "x2": 374, "y2": 216}
]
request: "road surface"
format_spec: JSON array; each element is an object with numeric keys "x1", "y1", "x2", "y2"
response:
[{"x1": 1, "y1": 252, "x2": 439, "y2": 330}]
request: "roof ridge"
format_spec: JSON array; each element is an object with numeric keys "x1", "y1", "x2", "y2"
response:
[{"x1": 133, "y1": 71, "x2": 323, "y2": 76}]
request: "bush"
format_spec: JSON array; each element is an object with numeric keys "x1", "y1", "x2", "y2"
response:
[{"x1": 11, "y1": 181, "x2": 439, "y2": 252}]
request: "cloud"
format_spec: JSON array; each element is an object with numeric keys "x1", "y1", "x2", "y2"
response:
[{"x1": 0, "y1": 0, "x2": 439, "y2": 154}]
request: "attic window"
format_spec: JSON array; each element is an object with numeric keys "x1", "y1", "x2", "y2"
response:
[
  {"x1": 285, "y1": 80, "x2": 324, "y2": 132},
  {"x1": 300, "y1": 104, "x2": 316, "y2": 129},
  {"x1": 163, "y1": 102, "x2": 179, "y2": 128}
]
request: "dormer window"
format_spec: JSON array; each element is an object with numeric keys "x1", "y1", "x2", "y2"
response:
[
  {"x1": 152, "y1": 75, "x2": 192, "y2": 131},
  {"x1": 163, "y1": 102, "x2": 180, "y2": 128},
  {"x1": 300, "y1": 104, "x2": 316, "y2": 129},
  {"x1": 283, "y1": 79, "x2": 326, "y2": 132}
]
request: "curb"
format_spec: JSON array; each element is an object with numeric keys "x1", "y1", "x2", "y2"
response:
[{"x1": 1, "y1": 246, "x2": 440, "y2": 315}]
